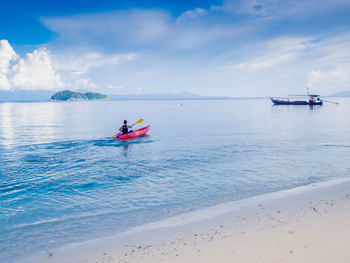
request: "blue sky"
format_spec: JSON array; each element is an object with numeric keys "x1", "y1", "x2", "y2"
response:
[
  {"x1": 1, "y1": 0, "x2": 220, "y2": 47},
  {"x1": 1, "y1": 0, "x2": 350, "y2": 96}
]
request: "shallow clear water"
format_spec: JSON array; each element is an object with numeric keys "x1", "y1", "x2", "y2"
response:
[{"x1": 1, "y1": 99, "x2": 350, "y2": 260}]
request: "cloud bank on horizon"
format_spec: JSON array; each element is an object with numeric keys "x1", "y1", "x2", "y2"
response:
[{"x1": 1, "y1": 0, "x2": 350, "y2": 96}]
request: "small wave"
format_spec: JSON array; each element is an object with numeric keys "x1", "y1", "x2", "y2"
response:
[
  {"x1": 306, "y1": 176, "x2": 322, "y2": 183},
  {"x1": 45, "y1": 141, "x2": 82, "y2": 150},
  {"x1": 13, "y1": 137, "x2": 155, "y2": 152},
  {"x1": 104, "y1": 174, "x2": 141, "y2": 182},
  {"x1": 75, "y1": 181, "x2": 104, "y2": 190},
  {"x1": 93, "y1": 137, "x2": 155, "y2": 147},
  {"x1": 0, "y1": 183, "x2": 29, "y2": 200},
  {"x1": 169, "y1": 207, "x2": 191, "y2": 216},
  {"x1": 17, "y1": 140, "x2": 85, "y2": 151},
  {"x1": 10, "y1": 209, "x2": 119, "y2": 230},
  {"x1": 91, "y1": 138, "x2": 123, "y2": 147},
  {"x1": 22, "y1": 154, "x2": 52, "y2": 163},
  {"x1": 0, "y1": 183, "x2": 25, "y2": 193}
]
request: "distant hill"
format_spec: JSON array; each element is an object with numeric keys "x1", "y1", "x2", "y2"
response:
[
  {"x1": 329, "y1": 91, "x2": 350, "y2": 97},
  {"x1": 109, "y1": 92, "x2": 230, "y2": 100},
  {"x1": 50, "y1": 90, "x2": 110, "y2": 101}
]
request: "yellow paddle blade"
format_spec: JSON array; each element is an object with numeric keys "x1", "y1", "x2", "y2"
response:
[{"x1": 135, "y1": 118, "x2": 144, "y2": 124}]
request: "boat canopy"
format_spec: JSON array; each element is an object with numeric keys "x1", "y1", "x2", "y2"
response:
[{"x1": 287, "y1": 94, "x2": 320, "y2": 97}]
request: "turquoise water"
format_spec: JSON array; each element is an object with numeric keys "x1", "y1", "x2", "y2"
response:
[{"x1": 1, "y1": 99, "x2": 350, "y2": 261}]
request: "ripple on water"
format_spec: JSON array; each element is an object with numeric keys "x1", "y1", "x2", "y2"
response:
[{"x1": 1, "y1": 99, "x2": 350, "y2": 261}]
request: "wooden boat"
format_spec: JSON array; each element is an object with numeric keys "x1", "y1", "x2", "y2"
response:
[{"x1": 270, "y1": 94, "x2": 323, "y2": 105}]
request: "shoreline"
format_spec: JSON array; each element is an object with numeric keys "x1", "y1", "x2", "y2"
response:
[{"x1": 9, "y1": 177, "x2": 350, "y2": 263}]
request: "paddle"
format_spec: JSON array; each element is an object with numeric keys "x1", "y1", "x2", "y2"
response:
[
  {"x1": 131, "y1": 118, "x2": 144, "y2": 127},
  {"x1": 112, "y1": 118, "x2": 144, "y2": 138},
  {"x1": 321, "y1": 99, "x2": 339, "y2": 105}
]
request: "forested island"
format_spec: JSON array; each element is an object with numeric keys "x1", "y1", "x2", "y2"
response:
[{"x1": 50, "y1": 90, "x2": 110, "y2": 101}]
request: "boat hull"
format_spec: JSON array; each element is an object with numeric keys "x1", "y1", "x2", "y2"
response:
[
  {"x1": 116, "y1": 125, "x2": 150, "y2": 140},
  {"x1": 270, "y1": 98, "x2": 323, "y2": 105}
]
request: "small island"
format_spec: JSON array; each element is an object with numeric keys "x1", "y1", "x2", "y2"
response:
[{"x1": 50, "y1": 90, "x2": 110, "y2": 101}]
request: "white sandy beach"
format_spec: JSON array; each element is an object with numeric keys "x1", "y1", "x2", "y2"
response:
[{"x1": 11, "y1": 178, "x2": 350, "y2": 263}]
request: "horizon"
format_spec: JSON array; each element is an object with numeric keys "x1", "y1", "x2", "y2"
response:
[
  {"x1": 0, "y1": 88, "x2": 347, "y2": 103},
  {"x1": 1, "y1": 0, "x2": 350, "y2": 97}
]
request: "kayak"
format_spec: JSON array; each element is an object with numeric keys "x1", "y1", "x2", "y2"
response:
[{"x1": 116, "y1": 125, "x2": 150, "y2": 140}]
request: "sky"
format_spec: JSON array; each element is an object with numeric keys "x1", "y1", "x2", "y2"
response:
[{"x1": 1, "y1": 0, "x2": 350, "y2": 97}]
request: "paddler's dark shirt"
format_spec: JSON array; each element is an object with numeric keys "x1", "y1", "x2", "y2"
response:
[{"x1": 122, "y1": 125, "x2": 128, "y2": 134}]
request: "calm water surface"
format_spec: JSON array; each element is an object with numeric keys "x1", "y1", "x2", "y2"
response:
[{"x1": 1, "y1": 99, "x2": 350, "y2": 260}]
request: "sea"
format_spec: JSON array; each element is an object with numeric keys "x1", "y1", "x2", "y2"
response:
[{"x1": 1, "y1": 98, "x2": 350, "y2": 261}]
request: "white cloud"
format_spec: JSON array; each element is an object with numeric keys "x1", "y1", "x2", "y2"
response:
[
  {"x1": 108, "y1": 84, "x2": 125, "y2": 90},
  {"x1": 73, "y1": 77, "x2": 97, "y2": 90},
  {"x1": 0, "y1": 40, "x2": 64, "y2": 91},
  {"x1": 12, "y1": 48, "x2": 63, "y2": 90},
  {"x1": 41, "y1": 9, "x2": 243, "y2": 51},
  {"x1": 0, "y1": 40, "x2": 18, "y2": 73},
  {"x1": 54, "y1": 51, "x2": 137, "y2": 75},
  {"x1": 0, "y1": 40, "x2": 137, "y2": 92},
  {"x1": 0, "y1": 74, "x2": 11, "y2": 90},
  {"x1": 307, "y1": 67, "x2": 349, "y2": 93},
  {"x1": 106, "y1": 84, "x2": 126, "y2": 94},
  {"x1": 52, "y1": 51, "x2": 137, "y2": 92},
  {"x1": 308, "y1": 69, "x2": 347, "y2": 85},
  {"x1": 221, "y1": 33, "x2": 350, "y2": 74},
  {"x1": 0, "y1": 40, "x2": 18, "y2": 90},
  {"x1": 173, "y1": 25, "x2": 241, "y2": 50},
  {"x1": 178, "y1": 8, "x2": 208, "y2": 20},
  {"x1": 215, "y1": 32, "x2": 350, "y2": 96},
  {"x1": 225, "y1": 37, "x2": 309, "y2": 72},
  {"x1": 220, "y1": 0, "x2": 350, "y2": 19},
  {"x1": 3, "y1": 1, "x2": 349, "y2": 96},
  {"x1": 41, "y1": 10, "x2": 171, "y2": 49}
]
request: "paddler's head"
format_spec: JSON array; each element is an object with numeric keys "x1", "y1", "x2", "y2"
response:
[{"x1": 124, "y1": 120, "x2": 127, "y2": 124}]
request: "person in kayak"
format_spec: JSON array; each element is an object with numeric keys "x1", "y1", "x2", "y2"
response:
[{"x1": 119, "y1": 120, "x2": 133, "y2": 134}]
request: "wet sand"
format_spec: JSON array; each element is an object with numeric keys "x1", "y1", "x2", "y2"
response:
[{"x1": 11, "y1": 178, "x2": 350, "y2": 263}]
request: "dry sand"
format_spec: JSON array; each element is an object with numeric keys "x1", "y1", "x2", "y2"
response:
[{"x1": 11, "y1": 178, "x2": 350, "y2": 263}]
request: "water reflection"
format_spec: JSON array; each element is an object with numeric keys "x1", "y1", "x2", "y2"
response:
[
  {"x1": 0, "y1": 102, "x2": 61, "y2": 147},
  {"x1": 0, "y1": 103, "x2": 15, "y2": 149},
  {"x1": 308, "y1": 105, "x2": 323, "y2": 110},
  {"x1": 271, "y1": 104, "x2": 323, "y2": 110},
  {"x1": 122, "y1": 143, "x2": 130, "y2": 157},
  {"x1": 271, "y1": 104, "x2": 324, "y2": 113}
]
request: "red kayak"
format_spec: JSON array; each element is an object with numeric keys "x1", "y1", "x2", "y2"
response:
[{"x1": 116, "y1": 125, "x2": 150, "y2": 140}]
